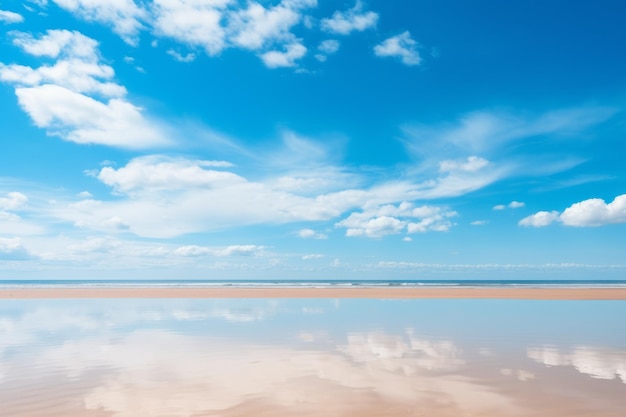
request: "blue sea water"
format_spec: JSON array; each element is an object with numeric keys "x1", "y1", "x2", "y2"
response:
[{"x1": 1, "y1": 278, "x2": 626, "y2": 289}]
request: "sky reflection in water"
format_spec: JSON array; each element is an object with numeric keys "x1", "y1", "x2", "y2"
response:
[{"x1": 1, "y1": 298, "x2": 625, "y2": 416}]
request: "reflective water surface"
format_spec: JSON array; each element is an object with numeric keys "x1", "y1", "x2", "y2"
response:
[{"x1": 1, "y1": 298, "x2": 625, "y2": 416}]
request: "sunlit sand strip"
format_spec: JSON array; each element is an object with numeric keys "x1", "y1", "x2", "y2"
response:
[{"x1": 1, "y1": 287, "x2": 626, "y2": 299}]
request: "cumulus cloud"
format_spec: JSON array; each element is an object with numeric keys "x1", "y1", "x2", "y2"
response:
[
  {"x1": 320, "y1": 1, "x2": 378, "y2": 35},
  {"x1": 374, "y1": 31, "x2": 420, "y2": 66},
  {"x1": 0, "y1": 192, "x2": 28, "y2": 211},
  {"x1": 69, "y1": 237, "x2": 120, "y2": 253},
  {"x1": 151, "y1": 0, "x2": 229, "y2": 55},
  {"x1": 166, "y1": 49, "x2": 196, "y2": 62},
  {"x1": 0, "y1": 237, "x2": 35, "y2": 260},
  {"x1": 519, "y1": 194, "x2": 626, "y2": 228},
  {"x1": 0, "y1": 30, "x2": 170, "y2": 149},
  {"x1": 315, "y1": 39, "x2": 339, "y2": 61},
  {"x1": 518, "y1": 211, "x2": 560, "y2": 227},
  {"x1": 96, "y1": 155, "x2": 240, "y2": 194},
  {"x1": 228, "y1": 0, "x2": 314, "y2": 50},
  {"x1": 336, "y1": 202, "x2": 457, "y2": 238},
  {"x1": 50, "y1": 0, "x2": 147, "y2": 45},
  {"x1": 259, "y1": 42, "x2": 307, "y2": 68},
  {"x1": 150, "y1": 0, "x2": 314, "y2": 66},
  {"x1": 0, "y1": 9, "x2": 24, "y2": 23},
  {"x1": 15, "y1": 84, "x2": 169, "y2": 148},
  {"x1": 318, "y1": 39, "x2": 340, "y2": 54},
  {"x1": 52, "y1": 146, "x2": 502, "y2": 239},
  {"x1": 493, "y1": 201, "x2": 525, "y2": 210},
  {"x1": 298, "y1": 228, "x2": 327, "y2": 239},
  {"x1": 528, "y1": 346, "x2": 626, "y2": 383},
  {"x1": 560, "y1": 194, "x2": 626, "y2": 227}
]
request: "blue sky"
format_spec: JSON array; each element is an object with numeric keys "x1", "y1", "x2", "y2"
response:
[{"x1": 0, "y1": 0, "x2": 625, "y2": 279}]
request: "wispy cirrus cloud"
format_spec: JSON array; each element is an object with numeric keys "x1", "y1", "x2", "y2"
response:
[{"x1": 404, "y1": 107, "x2": 616, "y2": 158}]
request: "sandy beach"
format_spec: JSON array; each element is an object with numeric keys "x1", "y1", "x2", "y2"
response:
[{"x1": 1, "y1": 286, "x2": 626, "y2": 299}]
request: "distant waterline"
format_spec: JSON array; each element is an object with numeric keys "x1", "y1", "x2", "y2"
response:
[{"x1": 1, "y1": 279, "x2": 626, "y2": 289}]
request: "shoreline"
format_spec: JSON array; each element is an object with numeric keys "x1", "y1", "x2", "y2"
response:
[{"x1": 1, "y1": 287, "x2": 626, "y2": 299}]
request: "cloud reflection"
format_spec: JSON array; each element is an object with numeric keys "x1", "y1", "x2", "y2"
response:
[
  {"x1": 2, "y1": 327, "x2": 518, "y2": 417},
  {"x1": 528, "y1": 345, "x2": 626, "y2": 383}
]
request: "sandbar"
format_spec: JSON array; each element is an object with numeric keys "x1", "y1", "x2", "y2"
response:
[{"x1": 1, "y1": 287, "x2": 626, "y2": 299}]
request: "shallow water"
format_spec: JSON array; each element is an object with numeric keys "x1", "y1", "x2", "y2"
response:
[{"x1": 1, "y1": 298, "x2": 625, "y2": 416}]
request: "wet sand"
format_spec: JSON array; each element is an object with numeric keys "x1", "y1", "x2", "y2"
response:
[{"x1": 1, "y1": 287, "x2": 626, "y2": 299}]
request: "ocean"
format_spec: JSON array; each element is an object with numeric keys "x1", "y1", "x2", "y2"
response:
[{"x1": 2, "y1": 278, "x2": 626, "y2": 289}]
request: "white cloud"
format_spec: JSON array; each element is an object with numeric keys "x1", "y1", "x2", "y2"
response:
[
  {"x1": 315, "y1": 39, "x2": 340, "y2": 61},
  {"x1": 439, "y1": 156, "x2": 489, "y2": 173},
  {"x1": 69, "y1": 237, "x2": 119, "y2": 253},
  {"x1": 0, "y1": 192, "x2": 28, "y2": 211},
  {"x1": 320, "y1": 0, "x2": 378, "y2": 35},
  {"x1": 96, "y1": 155, "x2": 241, "y2": 194},
  {"x1": 174, "y1": 244, "x2": 265, "y2": 257},
  {"x1": 374, "y1": 31, "x2": 420, "y2": 66},
  {"x1": 518, "y1": 210, "x2": 559, "y2": 227},
  {"x1": 0, "y1": 9, "x2": 24, "y2": 23},
  {"x1": 302, "y1": 253, "x2": 323, "y2": 260},
  {"x1": 0, "y1": 237, "x2": 35, "y2": 260},
  {"x1": 560, "y1": 194, "x2": 626, "y2": 227},
  {"x1": 318, "y1": 39, "x2": 339, "y2": 54},
  {"x1": 337, "y1": 202, "x2": 457, "y2": 238},
  {"x1": 217, "y1": 245, "x2": 265, "y2": 256},
  {"x1": 0, "y1": 59, "x2": 126, "y2": 98},
  {"x1": 228, "y1": 0, "x2": 314, "y2": 50},
  {"x1": 528, "y1": 346, "x2": 626, "y2": 383},
  {"x1": 11, "y1": 29, "x2": 99, "y2": 59},
  {"x1": 47, "y1": 142, "x2": 503, "y2": 239},
  {"x1": 493, "y1": 201, "x2": 525, "y2": 210},
  {"x1": 470, "y1": 220, "x2": 487, "y2": 226},
  {"x1": 298, "y1": 228, "x2": 327, "y2": 239},
  {"x1": 50, "y1": 0, "x2": 147, "y2": 45},
  {"x1": 259, "y1": 42, "x2": 307, "y2": 68},
  {"x1": 404, "y1": 107, "x2": 617, "y2": 157},
  {"x1": 151, "y1": 0, "x2": 229, "y2": 55},
  {"x1": 166, "y1": 49, "x2": 196, "y2": 62},
  {"x1": 1, "y1": 30, "x2": 169, "y2": 149},
  {"x1": 344, "y1": 216, "x2": 405, "y2": 238},
  {"x1": 520, "y1": 194, "x2": 626, "y2": 228},
  {"x1": 15, "y1": 84, "x2": 170, "y2": 148}
]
